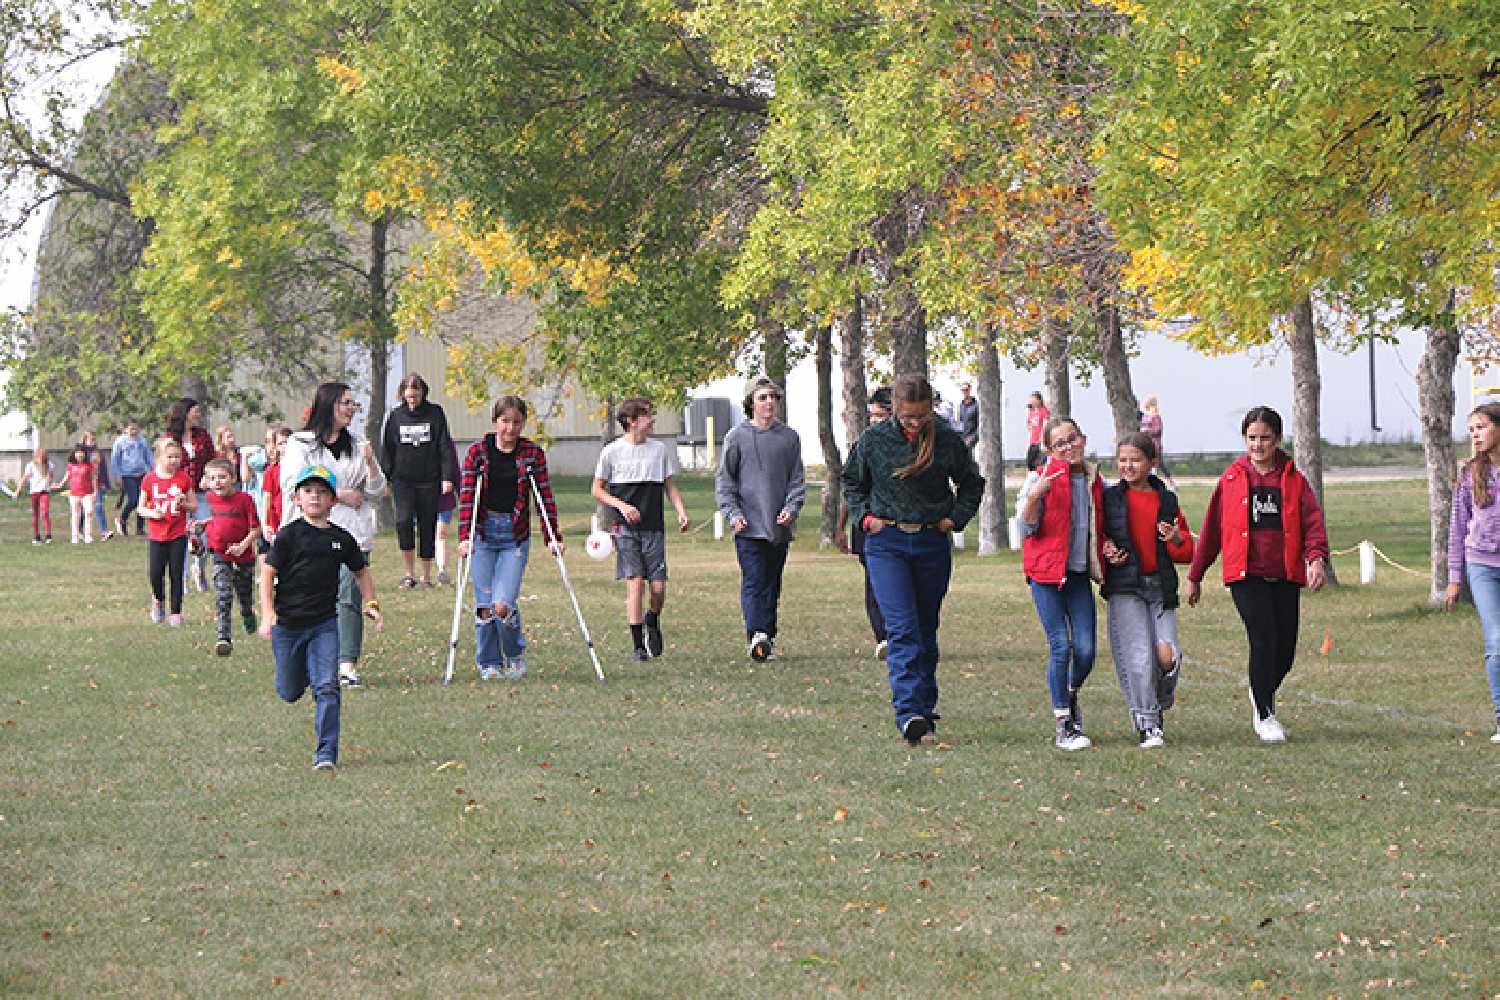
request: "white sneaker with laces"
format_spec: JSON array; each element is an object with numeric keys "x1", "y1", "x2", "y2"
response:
[
  {"x1": 1139, "y1": 726, "x2": 1165, "y2": 749},
  {"x1": 1054, "y1": 717, "x2": 1092, "y2": 751},
  {"x1": 1255, "y1": 713, "x2": 1287, "y2": 743},
  {"x1": 874, "y1": 640, "x2": 888, "y2": 658}
]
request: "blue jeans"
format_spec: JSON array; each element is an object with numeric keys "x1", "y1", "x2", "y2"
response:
[
  {"x1": 734, "y1": 535, "x2": 790, "y2": 639},
  {"x1": 472, "y1": 512, "x2": 530, "y2": 667},
  {"x1": 272, "y1": 617, "x2": 340, "y2": 763},
  {"x1": 119, "y1": 475, "x2": 144, "y2": 534},
  {"x1": 1030, "y1": 572, "x2": 1097, "y2": 710},
  {"x1": 865, "y1": 526, "x2": 952, "y2": 733},
  {"x1": 1467, "y1": 563, "x2": 1500, "y2": 716},
  {"x1": 185, "y1": 494, "x2": 212, "y2": 589}
]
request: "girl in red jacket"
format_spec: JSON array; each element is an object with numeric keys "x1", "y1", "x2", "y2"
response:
[
  {"x1": 1018, "y1": 417, "x2": 1105, "y2": 751},
  {"x1": 1186, "y1": 406, "x2": 1329, "y2": 743}
]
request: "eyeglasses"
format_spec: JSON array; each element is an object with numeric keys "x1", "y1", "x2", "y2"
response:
[
  {"x1": 1050, "y1": 434, "x2": 1082, "y2": 449},
  {"x1": 338, "y1": 398, "x2": 360, "y2": 410}
]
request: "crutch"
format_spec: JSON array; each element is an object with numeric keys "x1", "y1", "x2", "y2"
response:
[
  {"x1": 524, "y1": 461, "x2": 606, "y2": 682},
  {"x1": 443, "y1": 468, "x2": 485, "y2": 684}
]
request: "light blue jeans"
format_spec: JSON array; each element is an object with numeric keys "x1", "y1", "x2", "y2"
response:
[
  {"x1": 1030, "y1": 572, "x2": 1097, "y2": 711},
  {"x1": 472, "y1": 512, "x2": 530, "y2": 668},
  {"x1": 1466, "y1": 563, "x2": 1500, "y2": 717}
]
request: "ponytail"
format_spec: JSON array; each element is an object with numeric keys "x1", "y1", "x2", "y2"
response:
[{"x1": 891, "y1": 374, "x2": 936, "y2": 479}]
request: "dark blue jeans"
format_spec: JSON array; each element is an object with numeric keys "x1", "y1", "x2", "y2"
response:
[
  {"x1": 273, "y1": 617, "x2": 341, "y2": 764},
  {"x1": 118, "y1": 475, "x2": 144, "y2": 534},
  {"x1": 864, "y1": 526, "x2": 952, "y2": 733},
  {"x1": 1030, "y1": 572, "x2": 1097, "y2": 710},
  {"x1": 734, "y1": 535, "x2": 790, "y2": 639}
]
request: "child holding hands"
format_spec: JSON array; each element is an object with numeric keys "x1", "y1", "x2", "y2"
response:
[{"x1": 260, "y1": 464, "x2": 382, "y2": 771}]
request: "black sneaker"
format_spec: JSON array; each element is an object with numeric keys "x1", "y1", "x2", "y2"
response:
[
  {"x1": 215, "y1": 640, "x2": 232, "y2": 657},
  {"x1": 1068, "y1": 690, "x2": 1083, "y2": 733},
  {"x1": 1054, "y1": 716, "x2": 1091, "y2": 751},
  {"x1": 901, "y1": 716, "x2": 932, "y2": 746},
  {"x1": 1138, "y1": 726, "x2": 1165, "y2": 749},
  {"x1": 631, "y1": 647, "x2": 651, "y2": 663},
  {"x1": 748, "y1": 631, "x2": 771, "y2": 661},
  {"x1": 645, "y1": 620, "x2": 663, "y2": 658}
]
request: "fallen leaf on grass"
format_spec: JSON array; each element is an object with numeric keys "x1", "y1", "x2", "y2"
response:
[{"x1": 833, "y1": 807, "x2": 849, "y2": 823}]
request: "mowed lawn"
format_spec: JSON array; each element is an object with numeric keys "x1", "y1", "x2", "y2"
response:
[{"x1": 3, "y1": 474, "x2": 1497, "y2": 997}]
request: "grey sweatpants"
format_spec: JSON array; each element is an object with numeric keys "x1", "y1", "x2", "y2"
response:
[{"x1": 1106, "y1": 576, "x2": 1181, "y2": 731}]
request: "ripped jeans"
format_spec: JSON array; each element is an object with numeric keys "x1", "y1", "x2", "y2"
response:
[{"x1": 471, "y1": 512, "x2": 531, "y2": 668}]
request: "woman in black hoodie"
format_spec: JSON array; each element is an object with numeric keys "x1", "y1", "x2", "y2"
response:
[{"x1": 380, "y1": 373, "x2": 458, "y2": 588}]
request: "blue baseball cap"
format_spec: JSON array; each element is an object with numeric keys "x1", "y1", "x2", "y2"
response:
[{"x1": 291, "y1": 463, "x2": 337, "y2": 494}]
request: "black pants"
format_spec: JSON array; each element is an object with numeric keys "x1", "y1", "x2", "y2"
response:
[
  {"x1": 149, "y1": 536, "x2": 188, "y2": 613},
  {"x1": 1229, "y1": 577, "x2": 1300, "y2": 717},
  {"x1": 858, "y1": 554, "x2": 888, "y2": 643},
  {"x1": 392, "y1": 479, "x2": 440, "y2": 559}
]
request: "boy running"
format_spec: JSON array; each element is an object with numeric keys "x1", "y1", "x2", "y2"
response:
[
  {"x1": 203, "y1": 457, "x2": 261, "y2": 656},
  {"x1": 259, "y1": 465, "x2": 383, "y2": 771},
  {"x1": 591, "y1": 397, "x2": 690, "y2": 661}
]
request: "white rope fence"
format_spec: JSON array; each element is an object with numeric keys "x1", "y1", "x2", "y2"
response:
[{"x1": 1330, "y1": 540, "x2": 1428, "y2": 582}]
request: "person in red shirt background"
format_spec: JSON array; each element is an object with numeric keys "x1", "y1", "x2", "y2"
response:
[
  {"x1": 140, "y1": 437, "x2": 196, "y2": 627},
  {"x1": 1025, "y1": 391, "x2": 1050, "y2": 471},
  {"x1": 203, "y1": 457, "x2": 261, "y2": 656},
  {"x1": 1186, "y1": 405, "x2": 1329, "y2": 744},
  {"x1": 65, "y1": 445, "x2": 96, "y2": 544}
]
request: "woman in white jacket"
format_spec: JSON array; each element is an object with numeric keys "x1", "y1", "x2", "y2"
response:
[{"x1": 281, "y1": 382, "x2": 387, "y2": 688}]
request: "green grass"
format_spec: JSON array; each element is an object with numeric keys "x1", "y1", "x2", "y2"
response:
[{"x1": 3, "y1": 474, "x2": 1497, "y2": 997}]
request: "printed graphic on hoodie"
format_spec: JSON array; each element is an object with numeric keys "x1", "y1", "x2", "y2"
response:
[
  {"x1": 1249, "y1": 485, "x2": 1283, "y2": 531},
  {"x1": 398, "y1": 422, "x2": 432, "y2": 447}
]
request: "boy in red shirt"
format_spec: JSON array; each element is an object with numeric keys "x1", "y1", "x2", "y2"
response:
[{"x1": 203, "y1": 457, "x2": 261, "y2": 655}]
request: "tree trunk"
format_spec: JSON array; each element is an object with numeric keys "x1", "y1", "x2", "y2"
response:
[
  {"x1": 890, "y1": 287, "x2": 928, "y2": 379},
  {"x1": 366, "y1": 214, "x2": 395, "y2": 529},
  {"x1": 1288, "y1": 296, "x2": 1334, "y2": 583},
  {"x1": 840, "y1": 291, "x2": 870, "y2": 446},
  {"x1": 975, "y1": 325, "x2": 1009, "y2": 554},
  {"x1": 1417, "y1": 307, "x2": 1461, "y2": 603},
  {"x1": 764, "y1": 321, "x2": 789, "y2": 421},
  {"x1": 1043, "y1": 315, "x2": 1071, "y2": 419},
  {"x1": 1095, "y1": 299, "x2": 1139, "y2": 442},
  {"x1": 815, "y1": 320, "x2": 842, "y2": 547}
]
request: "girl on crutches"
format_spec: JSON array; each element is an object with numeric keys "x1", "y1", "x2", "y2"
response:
[{"x1": 456, "y1": 395, "x2": 560, "y2": 681}]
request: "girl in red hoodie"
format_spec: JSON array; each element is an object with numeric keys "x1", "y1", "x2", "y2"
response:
[{"x1": 1186, "y1": 406, "x2": 1329, "y2": 743}]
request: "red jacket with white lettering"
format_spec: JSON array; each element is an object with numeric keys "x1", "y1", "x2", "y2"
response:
[
  {"x1": 1189, "y1": 453, "x2": 1329, "y2": 585},
  {"x1": 1021, "y1": 456, "x2": 1105, "y2": 586}
]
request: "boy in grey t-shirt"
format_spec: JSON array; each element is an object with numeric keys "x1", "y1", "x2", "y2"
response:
[{"x1": 591, "y1": 397, "x2": 691, "y2": 661}]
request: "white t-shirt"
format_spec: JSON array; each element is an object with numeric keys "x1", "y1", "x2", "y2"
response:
[
  {"x1": 594, "y1": 437, "x2": 676, "y2": 531},
  {"x1": 26, "y1": 462, "x2": 53, "y2": 494}
]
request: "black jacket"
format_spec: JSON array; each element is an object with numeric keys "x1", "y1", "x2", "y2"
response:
[
  {"x1": 380, "y1": 400, "x2": 457, "y2": 486},
  {"x1": 1099, "y1": 476, "x2": 1183, "y2": 609}
]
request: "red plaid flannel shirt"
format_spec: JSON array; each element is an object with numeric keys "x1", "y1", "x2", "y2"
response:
[{"x1": 457, "y1": 435, "x2": 559, "y2": 545}]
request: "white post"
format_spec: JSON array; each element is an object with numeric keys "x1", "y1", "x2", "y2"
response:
[
  {"x1": 706, "y1": 414, "x2": 717, "y2": 469},
  {"x1": 591, "y1": 513, "x2": 600, "y2": 534},
  {"x1": 1007, "y1": 516, "x2": 1022, "y2": 550},
  {"x1": 1359, "y1": 540, "x2": 1376, "y2": 585},
  {"x1": 713, "y1": 510, "x2": 724, "y2": 540}
]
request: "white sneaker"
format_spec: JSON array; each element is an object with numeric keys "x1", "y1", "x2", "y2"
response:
[
  {"x1": 1054, "y1": 717, "x2": 1092, "y2": 751},
  {"x1": 748, "y1": 631, "x2": 771, "y2": 662},
  {"x1": 478, "y1": 666, "x2": 502, "y2": 681},
  {"x1": 766, "y1": 638, "x2": 779, "y2": 661},
  {"x1": 1489, "y1": 723, "x2": 1499, "y2": 745},
  {"x1": 1255, "y1": 713, "x2": 1287, "y2": 743},
  {"x1": 149, "y1": 599, "x2": 165, "y2": 624},
  {"x1": 506, "y1": 656, "x2": 527, "y2": 680},
  {"x1": 338, "y1": 665, "x2": 364, "y2": 689},
  {"x1": 1138, "y1": 726, "x2": 1165, "y2": 750},
  {"x1": 313, "y1": 759, "x2": 336, "y2": 772},
  {"x1": 874, "y1": 640, "x2": 888, "y2": 658}
]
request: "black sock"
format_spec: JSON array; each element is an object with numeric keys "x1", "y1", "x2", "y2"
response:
[
  {"x1": 645, "y1": 610, "x2": 659, "y2": 628},
  {"x1": 630, "y1": 623, "x2": 645, "y2": 649}
]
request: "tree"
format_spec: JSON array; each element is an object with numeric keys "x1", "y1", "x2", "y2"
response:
[
  {"x1": 974, "y1": 324, "x2": 1008, "y2": 554},
  {"x1": 135, "y1": 0, "x2": 418, "y2": 446},
  {"x1": 344, "y1": 0, "x2": 768, "y2": 405},
  {"x1": 1100, "y1": 0, "x2": 1500, "y2": 594}
]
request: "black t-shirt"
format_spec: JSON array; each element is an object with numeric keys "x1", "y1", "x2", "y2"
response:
[
  {"x1": 267, "y1": 518, "x2": 368, "y2": 627},
  {"x1": 1249, "y1": 485, "x2": 1283, "y2": 532},
  {"x1": 484, "y1": 439, "x2": 519, "y2": 516}
]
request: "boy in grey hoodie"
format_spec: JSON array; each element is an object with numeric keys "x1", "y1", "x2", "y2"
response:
[{"x1": 715, "y1": 378, "x2": 806, "y2": 661}]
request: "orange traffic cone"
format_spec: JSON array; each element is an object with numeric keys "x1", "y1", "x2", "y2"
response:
[{"x1": 1319, "y1": 629, "x2": 1333, "y2": 655}]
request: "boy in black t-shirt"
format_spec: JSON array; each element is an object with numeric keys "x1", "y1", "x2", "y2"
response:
[{"x1": 259, "y1": 464, "x2": 384, "y2": 771}]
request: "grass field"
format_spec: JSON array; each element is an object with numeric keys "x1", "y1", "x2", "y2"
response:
[{"x1": 3, "y1": 474, "x2": 1497, "y2": 997}]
